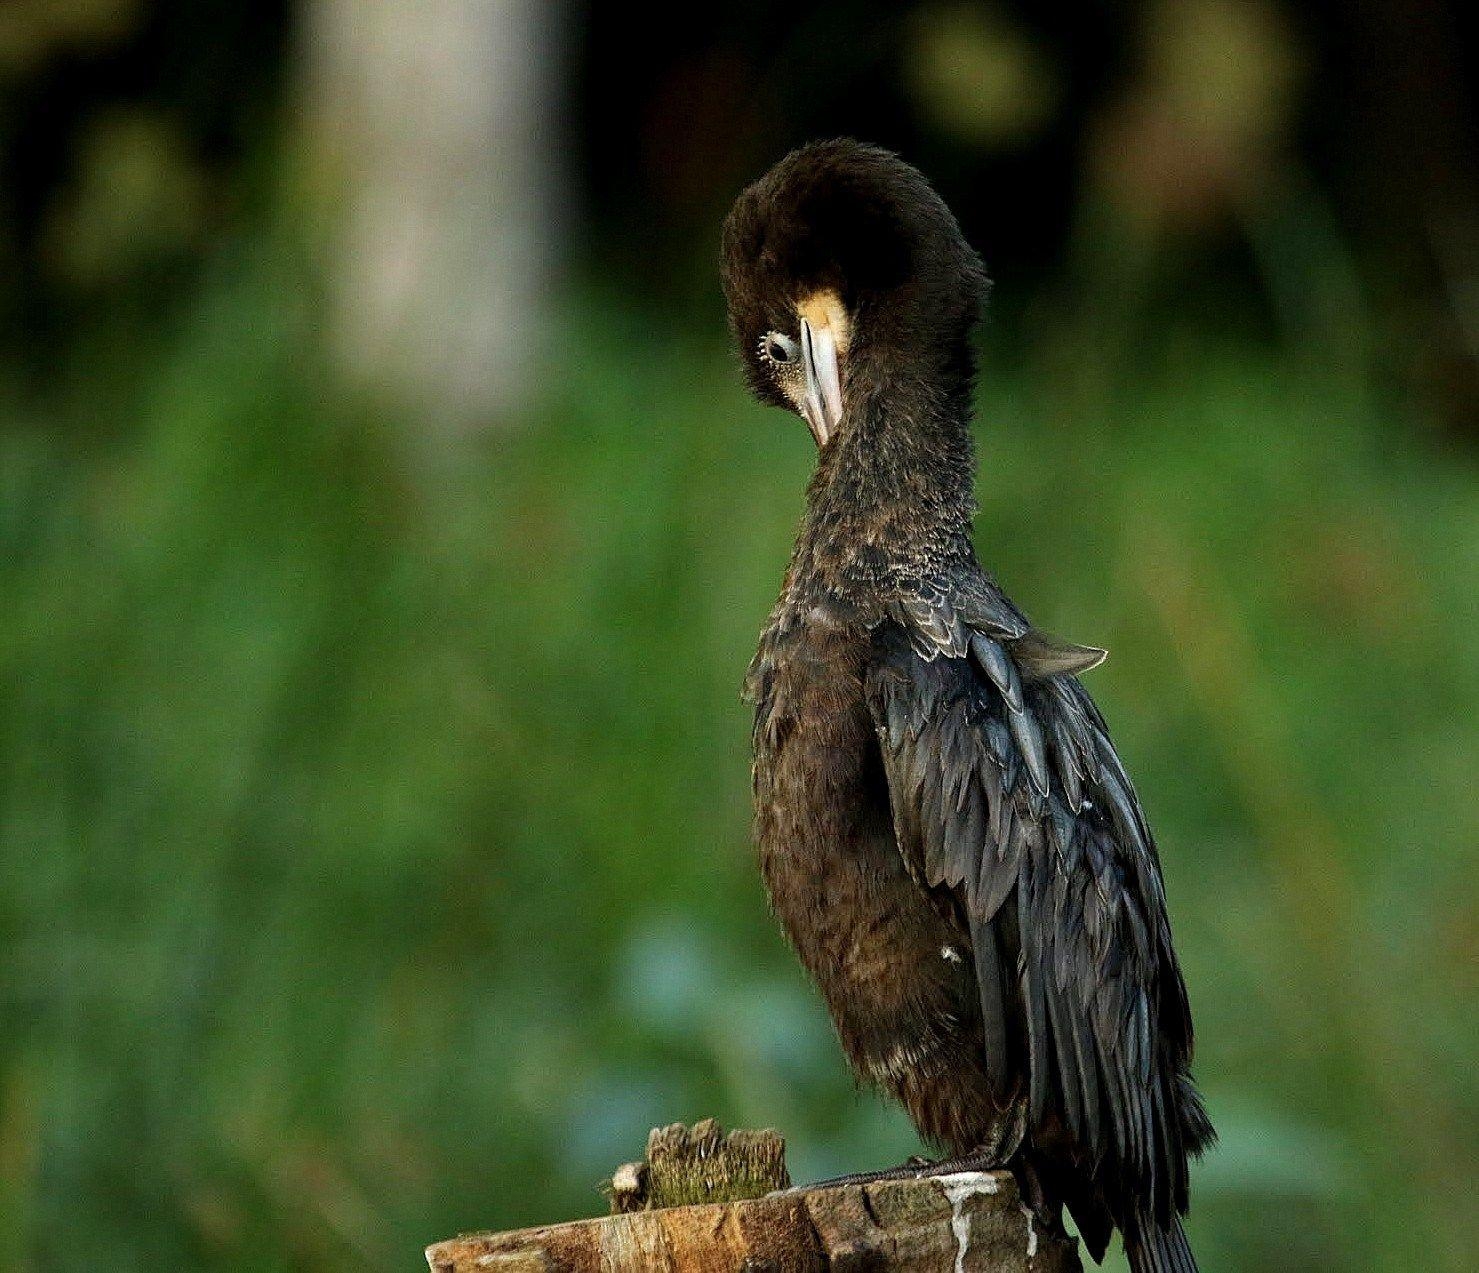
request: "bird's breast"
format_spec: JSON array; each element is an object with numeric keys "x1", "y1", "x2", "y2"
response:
[{"x1": 748, "y1": 623, "x2": 988, "y2": 1131}]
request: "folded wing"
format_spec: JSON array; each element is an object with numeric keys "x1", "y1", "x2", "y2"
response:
[{"x1": 865, "y1": 604, "x2": 1207, "y2": 1237}]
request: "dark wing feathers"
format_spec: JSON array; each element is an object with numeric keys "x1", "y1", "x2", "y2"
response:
[
  {"x1": 865, "y1": 610, "x2": 1206, "y2": 1226},
  {"x1": 1009, "y1": 699, "x2": 1050, "y2": 801},
  {"x1": 893, "y1": 570, "x2": 1030, "y2": 662},
  {"x1": 1013, "y1": 629, "x2": 1109, "y2": 679},
  {"x1": 972, "y1": 919, "x2": 1012, "y2": 1086},
  {"x1": 970, "y1": 630, "x2": 1025, "y2": 710}
]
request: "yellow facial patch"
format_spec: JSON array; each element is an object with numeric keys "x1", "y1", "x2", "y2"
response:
[{"x1": 797, "y1": 290, "x2": 850, "y2": 356}]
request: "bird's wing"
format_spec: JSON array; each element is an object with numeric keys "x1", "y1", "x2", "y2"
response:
[
  {"x1": 864, "y1": 605, "x2": 1201, "y2": 1227},
  {"x1": 891, "y1": 567, "x2": 1031, "y2": 657}
]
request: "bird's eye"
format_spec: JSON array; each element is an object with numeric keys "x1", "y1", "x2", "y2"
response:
[{"x1": 758, "y1": 332, "x2": 798, "y2": 368}]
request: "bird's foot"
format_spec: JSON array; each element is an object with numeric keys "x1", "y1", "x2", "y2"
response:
[
  {"x1": 785, "y1": 1150, "x2": 1006, "y2": 1194},
  {"x1": 1012, "y1": 1156, "x2": 1068, "y2": 1240}
]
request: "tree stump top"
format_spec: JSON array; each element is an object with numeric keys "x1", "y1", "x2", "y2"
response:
[{"x1": 426, "y1": 1122, "x2": 1081, "y2": 1272}]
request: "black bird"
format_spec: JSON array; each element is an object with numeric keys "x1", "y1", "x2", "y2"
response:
[{"x1": 721, "y1": 140, "x2": 1214, "y2": 1273}]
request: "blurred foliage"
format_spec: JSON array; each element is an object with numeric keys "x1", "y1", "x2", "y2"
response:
[
  {"x1": 1, "y1": 234, "x2": 1475, "y2": 1269},
  {"x1": 0, "y1": 2, "x2": 1476, "y2": 1272},
  {"x1": 0, "y1": 0, "x2": 288, "y2": 355},
  {"x1": 5, "y1": 1, "x2": 1475, "y2": 427},
  {"x1": 903, "y1": 4, "x2": 1058, "y2": 148}
]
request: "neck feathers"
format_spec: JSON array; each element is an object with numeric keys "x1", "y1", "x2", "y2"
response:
[
  {"x1": 810, "y1": 354, "x2": 976, "y2": 523},
  {"x1": 791, "y1": 363, "x2": 978, "y2": 603}
]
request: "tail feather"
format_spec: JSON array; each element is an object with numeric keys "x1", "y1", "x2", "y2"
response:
[
  {"x1": 1125, "y1": 1215, "x2": 1198, "y2": 1273},
  {"x1": 1178, "y1": 1072, "x2": 1217, "y2": 1158}
]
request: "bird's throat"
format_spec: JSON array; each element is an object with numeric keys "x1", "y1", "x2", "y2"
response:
[{"x1": 795, "y1": 388, "x2": 977, "y2": 596}]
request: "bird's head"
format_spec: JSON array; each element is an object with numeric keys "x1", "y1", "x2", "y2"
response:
[{"x1": 721, "y1": 139, "x2": 988, "y2": 451}]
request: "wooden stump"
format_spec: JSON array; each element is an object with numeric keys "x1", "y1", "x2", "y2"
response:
[{"x1": 426, "y1": 1121, "x2": 1081, "y2": 1272}]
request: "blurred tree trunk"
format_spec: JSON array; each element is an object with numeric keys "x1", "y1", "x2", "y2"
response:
[{"x1": 301, "y1": 0, "x2": 561, "y2": 444}]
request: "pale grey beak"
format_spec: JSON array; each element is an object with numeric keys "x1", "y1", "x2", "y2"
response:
[{"x1": 799, "y1": 318, "x2": 843, "y2": 448}]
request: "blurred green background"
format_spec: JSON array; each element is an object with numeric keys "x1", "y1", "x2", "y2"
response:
[{"x1": 1, "y1": 2, "x2": 1476, "y2": 1270}]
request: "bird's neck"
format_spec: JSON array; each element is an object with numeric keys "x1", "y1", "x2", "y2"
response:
[{"x1": 792, "y1": 369, "x2": 977, "y2": 601}]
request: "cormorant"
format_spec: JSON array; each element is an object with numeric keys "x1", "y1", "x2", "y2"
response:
[{"x1": 721, "y1": 140, "x2": 1214, "y2": 1273}]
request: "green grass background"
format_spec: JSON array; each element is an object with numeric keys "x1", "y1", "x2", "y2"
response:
[{"x1": 1, "y1": 245, "x2": 1475, "y2": 1271}]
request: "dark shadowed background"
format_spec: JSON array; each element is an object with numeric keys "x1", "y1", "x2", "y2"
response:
[{"x1": 1, "y1": 2, "x2": 1476, "y2": 1270}]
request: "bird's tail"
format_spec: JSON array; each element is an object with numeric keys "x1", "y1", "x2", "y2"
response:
[{"x1": 1124, "y1": 1214, "x2": 1198, "y2": 1273}]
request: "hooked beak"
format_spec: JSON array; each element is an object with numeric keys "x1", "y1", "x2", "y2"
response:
[{"x1": 799, "y1": 318, "x2": 843, "y2": 449}]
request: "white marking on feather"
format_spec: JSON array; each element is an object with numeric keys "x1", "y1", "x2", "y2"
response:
[
  {"x1": 941, "y1": 945, "x2": 964, "y2": 964},
  {"x1": 936, "y1": 1172, "x2": 998, "y2": 1273}
]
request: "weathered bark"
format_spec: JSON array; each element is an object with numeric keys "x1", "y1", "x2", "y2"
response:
[
  {"x1": 608, "y1": 1120, "x2": 792, "y2": 1213},
  {"x1": 427, "y1": 1121, "x2": 1080, "y2": 1272}
]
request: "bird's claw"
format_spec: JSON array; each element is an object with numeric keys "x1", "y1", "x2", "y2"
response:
[{"x1": 779, "y1": 1151, "x2": 1007, "y2": 1195}]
